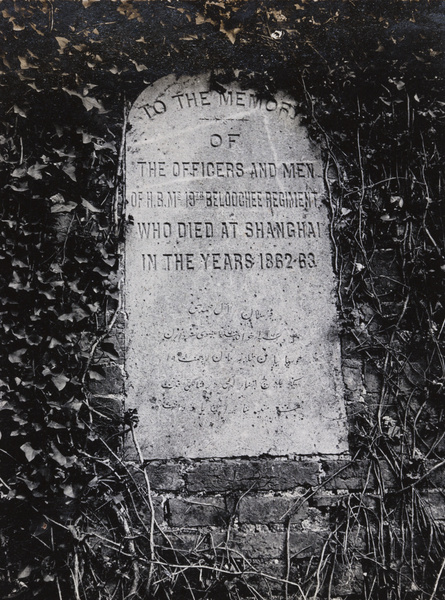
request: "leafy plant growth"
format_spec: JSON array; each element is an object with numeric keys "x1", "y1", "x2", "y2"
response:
[{"x1": 0, "y1": 1, "x2": 444, "y2": 598}]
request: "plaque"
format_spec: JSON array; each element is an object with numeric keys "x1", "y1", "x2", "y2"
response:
[{"x1": 125, "y1": 74, "x2": 348, "y2": 459}]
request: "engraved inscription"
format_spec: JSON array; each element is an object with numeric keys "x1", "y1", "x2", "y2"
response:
[{"x1": 125, "y1": 74, "x2": 348, "y2": 459}]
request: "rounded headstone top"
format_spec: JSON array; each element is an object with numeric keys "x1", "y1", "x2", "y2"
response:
[{"x1": 124, "y1": 74, "x2": 348, "y2": 459}]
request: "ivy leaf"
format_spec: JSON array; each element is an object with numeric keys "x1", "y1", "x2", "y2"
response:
[
  {"x1": 8, "y1": 180, "x2": 28, "y2": 192},
  {"x1": 50, "y1": 443, "x2": 76, "y2": 468},
  {"x1": 13, "y1": 104, "x2": 27, "y2": 117},
  {"x1": 87, "y1": 302, "x2": 100, "y2": 313},
  {"x1": 39, "y1": 288, "x2": 56, "y2": 300},
  {"x1": 61, "y1": 484, "x2": 77, "y2": 498},
  {"x1": 9, "y1": 273, "x2": 31, "y2": 290},
  {"x1": 20, "y1": 442, "x2": 40, "y2": 462},
  {"x1": 117, "y1": 2, "x2": 142, "y2": 21},
  {"x1": 92, "y1": 138, "x2": 116, "y2": 152},
  {"x1": 62, "y1": 161, "x2": 77, "y2": 182},
  {"x1": 27, "y1": 163, "x2": 46, "y2": 180},
  {"x1": 82, "y1": 197, "x2": 102, "y2": 213},
  {"x1": 0, "y1": 378, "x2": 10, "y2": 390},
  {"x1": 49, "y1": 192, "x2": 65, "y2": 203},
  {"x1": 52, "y1": 373, "x2": 70, "y2": 391},
  {"x1": 74, "y1": 255, "x2": 89, "y2": 264},
  {"x1": 68, "y1": 280, "x2": 85, "y2": 294},
  {"x1": 62, "y1": 87, "x2": 107, "y2": 114},
  {"x1": 10, "y1": 326, "x2": 26, "y2": 339},
  {"x1": 130, "y1": 59, "x2": 148, "y2": 72},
  {"x1": 50, "y1": 202, "x2": 77, "y2": 213},
  {"x1": 64, "y1": 398, "x2": 83, "y2": 414},
  {"x1": 101, "y1": 342, "x2": 119, "y2": 359},
  {"x1": 58, "y1": 306, "x2": 89, "y2": 322},
  {"x1": 47, "y1": 420, "x2": 66, "y2": 429},
  {"x1": 11, "y1": 166, "x2": 27, "y2": 178},
  {"x1": 26, "y1": 333, "x2": 43, "y2": 345},
  {"x1": 0, "y1": 400, "x2": 14, "y2": 411},
  {"x1": 88, "y1": 365, "x2": 106, "y2": 381},
  {"x1": 390, "y1": 195, "x2": 404, "y2": 208},
  {"x1": 18, "y1": 565, "x2": 33, "y2": 579},
  {"x1": 8, "y1": 348, "x2": 27, "y2": 364},
  {"x1": 93, "y1": 265, "x2": 111, "y2": 277},
  {"x1": 18, "y1": 56, "x2": 31, "y2": 69},
  {"x1": 55, "y1": 37, "x2": 70, "y2": 52},
  {"x1": 50, "y1": 193, "x2": 77, "y2": 213},
  {"x1": 11, "y1": 258, "x2": 27, "y2": 268}
]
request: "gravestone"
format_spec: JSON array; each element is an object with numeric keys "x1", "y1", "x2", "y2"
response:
[{"x1": 124, "y1": 74, "x2": 348, "y2": 459}]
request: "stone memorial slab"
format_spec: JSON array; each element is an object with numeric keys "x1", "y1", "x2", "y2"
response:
[{"x1": 125, "y1": 74, "x2": 348, "y2": 459}]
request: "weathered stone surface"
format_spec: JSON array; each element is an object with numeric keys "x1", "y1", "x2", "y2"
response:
[{"x1": 125, "y1": 74, "x2": 348, "y2": 459}]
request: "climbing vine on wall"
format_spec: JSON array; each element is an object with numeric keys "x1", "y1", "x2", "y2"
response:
[{"x1": 0, "y1": 1, "x2": 444, "y2": 598}]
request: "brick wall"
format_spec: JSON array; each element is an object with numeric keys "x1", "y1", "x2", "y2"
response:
[
  {"x1": 117, "y1": 447, "x2": 445, "y2": 596},
  {"x1": 88, "y1": 242, "x2": 445, "y2": 597},
  {"x1": 98, "y1": 326, "x2": 445, "y2": 596},
  {"x1": 95, "y1": 173, "x2": 445, "y2": 599}
]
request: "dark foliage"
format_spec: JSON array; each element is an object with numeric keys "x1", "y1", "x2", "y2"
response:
[{"x1": 0, "y1": 1, "x2": 444, "y2": 598}]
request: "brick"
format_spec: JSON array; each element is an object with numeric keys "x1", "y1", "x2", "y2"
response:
[
  {"x1": 321, "y1": 459, "x2": 397, "y2": 491},
  {"x1": 422, "y1": 460, "x2": 445, "y2": 488},
  {"x1": 88, "y1": 365, "x2": 124, "y2": 394},
  {"x1": 341, "y1": 335, "x2": 359, "y2": 359},
  {"x1": 144, "y1": 463, "x2": 184, "y2": 492},
  {"x1": 321, "y1": 460, "x2": 375, "y2": 490},
  {"x1": 321, "y1": 460, "x2": 369, "y2": 490},
  {"x1": 361, "y1": 392, "x2": 381, "y2": 408},
  {"x1": 312, "y1": 493, "x2": 345, "y2": 508},
  {"x1": 155, "y1": 532, "x2": 294, "y2": 595},
  {"x1": 369, "y1": 249, "x2": 402, "y2": 298},
  {"x1": 91, "y1": 396, "x2": 122, "y2": 419},
  {"x1": 231, "y1": 530, "x2": 324, "y2": 559},
  {"x1": 112, "y1": 310, "x2": 126, "y2": 329},
  {"x1": 332, "y1": 561, "x2": 364, "y2": 596},
  {"x1": 138, "y1": 495, "x2": 165, "y2": 524},
  {"x1": 342, "y1": 365, "x2": 362, "y2": 393},
  {"x1": 231, "y1": 531, "x2": 286, "y2": 559},
  {"x1": 108, "y1": 330, "x2": 125, "y2": 361},
  {"x1": 377, "y1": 461, "x2": 398, "y2": 489},
  {"x1": 129, "y1": 463, "x2": 184, "y2": 494},
  {"x1": 343, "y1": 358, "x2": 363, "y2": 369},
  {"x1": 238, "y1": 496, "x2": 309, "y2": 525},
  {"x1": 243, "y1": 559, "x2": 286, "y2": 596},
  {"x1": 420, "y1": 491, "x2": 445, "y2": 521},
  {"x1": 167, "y1": 497, "x2": 231, "y2": 527},
  {"x1": 363, "y1": 363, "x2": 382, "y2": 394},
  {"x1": 187, "y1": 459, "x2": 320, "y2": 493},
  {"x1": 300, "y1": 507, "x2": 329, "y2": 532},
  {"x1": 157, "y1": 530, "x2": 227, "y2": 554}
]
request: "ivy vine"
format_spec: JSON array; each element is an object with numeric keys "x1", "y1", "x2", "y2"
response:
[{"x1": 0, "y1": 1, "x2": 444, "y2": 598}]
